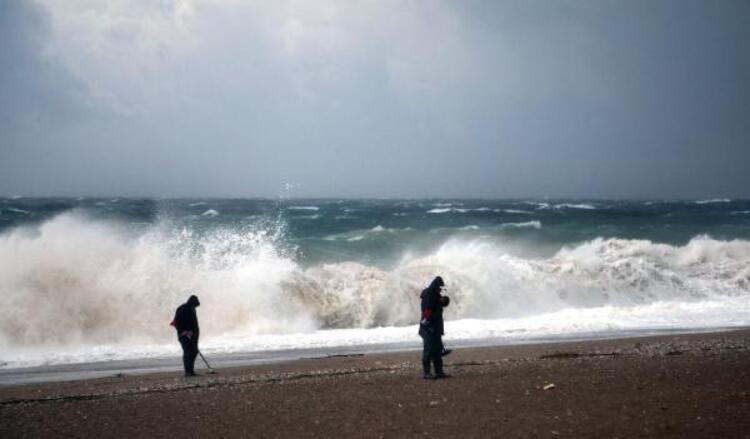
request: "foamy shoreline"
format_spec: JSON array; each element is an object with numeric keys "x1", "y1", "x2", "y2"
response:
[
  {"x1": 2, "y1": 329, "x2": 749, "y2": 438},
  {"x1": 1, "y1": 326, "x2": 744, "y2": 386}
]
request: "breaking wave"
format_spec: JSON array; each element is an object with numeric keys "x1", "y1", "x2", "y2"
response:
[{"x1": 1, "y1": 212, "x2": 749, "y2": 352}]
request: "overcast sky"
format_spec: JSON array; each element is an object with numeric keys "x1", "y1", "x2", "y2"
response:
[{"x1": 1, "y1": 0, "x2": 748, "y2": 198}]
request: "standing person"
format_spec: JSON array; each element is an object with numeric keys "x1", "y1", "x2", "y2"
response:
[
  {"x1": 171, "y1": 295, "x2": 201, "y2": 377},
  {"x1": 419, "y1": 276, "x2": 449, "y2": 379}
]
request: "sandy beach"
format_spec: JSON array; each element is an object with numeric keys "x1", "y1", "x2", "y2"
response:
[{"x1": 2, "y1": 330, "x2": 749, "y2": 438}]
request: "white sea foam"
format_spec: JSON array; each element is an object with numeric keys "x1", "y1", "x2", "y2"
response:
[
  {"x1": 5, "y1": 208, "x2": 31, "y2": 215},
  {"x1": 427, "y1": 208, "x2": 493, "y2": 214},
  {"x1": 4, "y1": 298, "x2": 749, "y2": 369},
  {"x1": 554, "y1": 203, "x2": 596, "y2": 210},
  {"x1": 201, "y1": 209, "x2": 220, "y2": 217},
  {"x1": 461, "y1": 225, "x2": 480, "y2": 231},
  {"x1": 288, "y1": 206, "x2": 320, "y2": 211},
  {"x1": 503, "y1": 209, "x2": 533, "y2": 215},
  {"x1": 525, "y1": 201, "x2": 551, "y2": 209},
  {"x1": 1, "y1": 214, "x2": 749, "y2": 368},
  {"x1": 326, "y1": 226, "x2": 412, "y2": 241},
  {"x1": 499, "y1": 221, "x2": 541, "y2": 229},
  {"x1": 695, "y1": 199, "x2": 731, "y2": 204}
]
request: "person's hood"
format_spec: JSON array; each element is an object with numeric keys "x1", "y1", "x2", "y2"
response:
[
  {"x1": 187, "y1": 295, "x2": 200, "y2": 307},
  {"x1": 428, "y1": 276, "x2": 444, "y2": 290},
  {"x1": 421, "y1": 276, "x2": 444, "y2": 298}
]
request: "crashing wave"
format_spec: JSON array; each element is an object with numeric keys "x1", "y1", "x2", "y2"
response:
[{"x1": 1, "y1": 213, "x2": 749, "y2": 351}]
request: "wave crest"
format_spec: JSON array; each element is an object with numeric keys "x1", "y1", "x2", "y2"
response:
[{"x1": 1, "y1": 213, "x2": 748, "y2": 350}]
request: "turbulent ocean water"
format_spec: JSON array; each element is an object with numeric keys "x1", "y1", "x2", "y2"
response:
[{"x1": 1, "y1": 197, "x2": 749, "y2": 376}]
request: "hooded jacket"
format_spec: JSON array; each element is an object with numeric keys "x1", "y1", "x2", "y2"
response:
[
  {"x1": 419, "y1": 277, "x2": 444, "y2": 336},
  {"x1": 173, "y1": 295, "x2": 200, "y2": 336}
]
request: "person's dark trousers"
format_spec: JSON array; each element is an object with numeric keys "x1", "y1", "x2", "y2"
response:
[
  {"x1": 421, "y1": 333, "x2": 444, "y2": 376},
  {"x1": 179, "y1": 335, "x2": 199, "y2": 375}
]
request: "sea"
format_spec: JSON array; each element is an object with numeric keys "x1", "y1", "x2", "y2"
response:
[{"x1": 1, "y1": 197, "x2": 749, "y2": 383}]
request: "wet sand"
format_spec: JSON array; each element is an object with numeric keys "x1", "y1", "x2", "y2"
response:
[{"x1": 2, "y1": 330, "x2": 749, "y2": 438}]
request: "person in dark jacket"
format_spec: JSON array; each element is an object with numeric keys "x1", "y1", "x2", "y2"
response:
[
  {"x1": 419, "y1": 276, "x2": 449, "y2": 379},
  {"x1": 171, "y1": 295, "x2": 201, "y2": 377}
]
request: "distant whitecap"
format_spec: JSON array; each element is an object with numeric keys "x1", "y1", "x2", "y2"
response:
[
  {"x1": 554, "y1": 203, "x2": 596, "y2": 210},
  {"x1": 427, "y1": 208, "x2": 469, "y2": 214},
  {"x1": 5, "y1": 207, "x2": 31, "y2": 215},
  {"x1": 500, "y1": 220, "x2": 541, "y2": 229},
  {"x1": 695, "y1": 198, "x2": 731, "y2": 205}
]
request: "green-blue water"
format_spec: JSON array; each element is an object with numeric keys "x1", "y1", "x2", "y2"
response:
[{"x1": 2, "y1": 198, "x2": 749, "y2": 266}]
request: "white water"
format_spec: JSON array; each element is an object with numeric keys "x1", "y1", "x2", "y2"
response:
[
  {"x1": 696, "y1": 198, "x2": 732, "y2": 204},
  {"x1": 1, "y1": 212, "x2": 749, "y2": 368}
]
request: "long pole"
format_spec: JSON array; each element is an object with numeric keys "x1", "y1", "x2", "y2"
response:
[{"x1": 197, "y1": 350, "x2": 217, "y2": 374}]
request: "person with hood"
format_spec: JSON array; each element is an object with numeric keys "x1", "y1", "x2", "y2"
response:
[
  {"x1": 419, "y1": 276, "x2": 449, "y2": 379},
  {"x1": 171, "y1": 295, "x2": 201, "y2": 377}
]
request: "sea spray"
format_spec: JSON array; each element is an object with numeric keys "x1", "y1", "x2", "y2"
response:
[
  {"x1": 2, "y1": 211, "x2": 749, "y2": 348},
  {"x1": 0, "y1": 211, "x2": 305, "y2": 348}
]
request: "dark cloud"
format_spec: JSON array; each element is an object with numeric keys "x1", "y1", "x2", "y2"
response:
[
  {"x1": 0, "y1": 0, "x2": 98, "y2": 192},
  {"x1": 1, "y1": 0, "x2": 748, "y2": 198},
  {"x1": 0, "y1": 0, "x2": 90, "y2": 128}
]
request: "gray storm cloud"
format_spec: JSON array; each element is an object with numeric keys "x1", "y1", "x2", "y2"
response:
[{"x1": 1, "y1": 0, "x2": 748, "y2": 198}]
